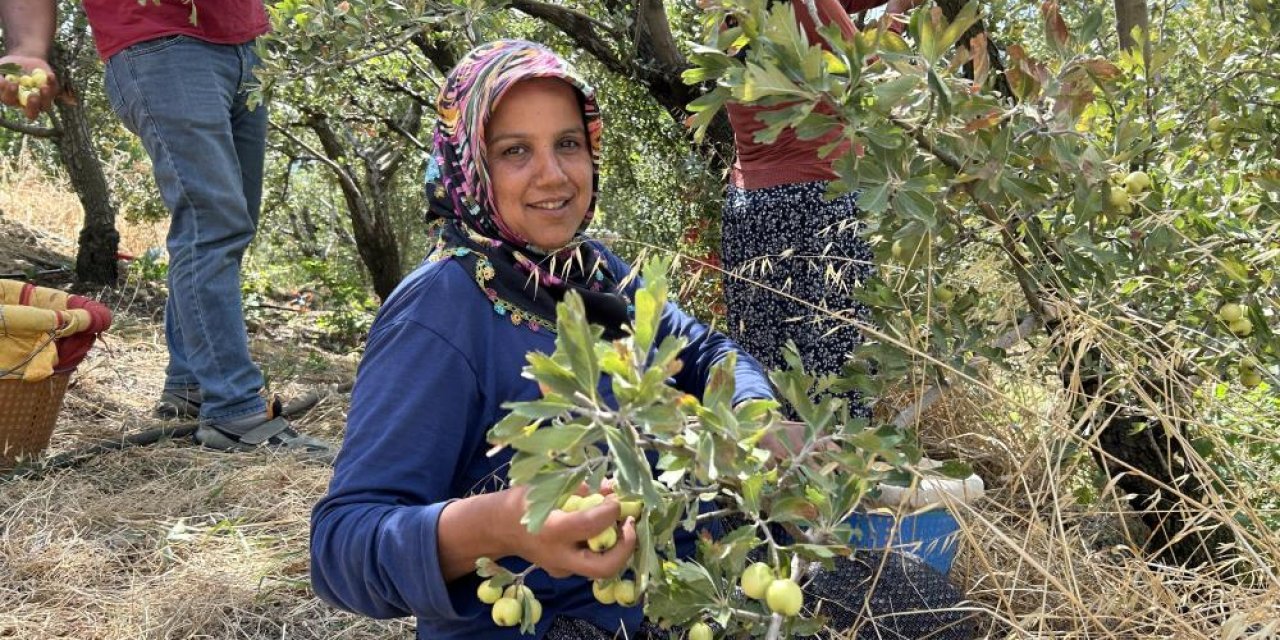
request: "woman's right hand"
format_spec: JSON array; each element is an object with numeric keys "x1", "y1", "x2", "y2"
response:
[{"x1": 502, "y1": 484, "x2": 638, "y2": 580}]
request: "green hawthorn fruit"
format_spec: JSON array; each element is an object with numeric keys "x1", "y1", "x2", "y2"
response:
[
  {"x1": 1107, "y1": 187, "x2": 1132, "y2": 213},
  {"x1": 612, "y1": 579, "x2": 639, "y2": 606},
  {"x1": 477, "y1": 579, "x2": 503, "y2": 604},
  {"x1": 765, "y1": 578, "x2": 804, "y2": 616},
  {"x1": 1240, "y1": 356, "x2": 1261, "y2": 372},
  {"x1": 1219, "y1": 303, "x2": 1246, "y2": 323},
  {"x1": 740, "y1": 562, "x2": 774, "y2": 600},
  {"x1": 561, "y1": 494, "x2": 584, "y2": 513},
  {"x1": 618, "y1": 500, "x2": 643, "y2": 521},
  {"x1": 1241, "y1": 370, "x2": 1263, "y2": 388},
  {"x1": 588, "y1": 526, "x2": 618, "y2": 552},
  {"x1": 1209, "y1": 133, "x2": 1230, "y2": 153},
  {"x1": 491, "y1": 597, "x2": 521, "y2": 627},
  {"x1": 578, "y1": 493, "x2": 605, "y2": 511},
  {"x1": 1124, "y1": 171, "x2": 1152, "y2": 195},
  {"x1": 688, "y1": 622, "x2": 714, "y2": 640},
  {"x1": 1208, "y1": 116, "x2": 1228, "y2": 132},
  {"x1": 936, "y1": 286, "x2": 955, "y2": 305},
  {"x1": 1229, "y1": 317, "x2": 1254, "y2": 337},
  {"x1": 29, "y1": 68, "x2": 47, "y2": 88},
  {"x1": 592, "y1": 579, "x2": 617, "y2": 604},
  {"x1": 503, "y1": 584, "x2": 534, "y2": 601}
]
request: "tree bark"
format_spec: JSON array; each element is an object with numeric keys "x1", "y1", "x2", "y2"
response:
[
  {"x1": 302, "y1": 111, "x2": 409, "y2": 300},
  {"x1": 1115, "y1": 0, "x2": 1150, "y2": 60},
  {"x1": 50, "y1": 42, "x2": 120, "y2": 285}
]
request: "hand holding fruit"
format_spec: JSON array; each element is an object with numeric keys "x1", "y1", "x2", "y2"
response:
[
  {"x1": 0, "y1": 56, "x2": 58, "y2": 120},
  {"x1": 505, "y1": 485, "x2": 637, "y2": 580}
]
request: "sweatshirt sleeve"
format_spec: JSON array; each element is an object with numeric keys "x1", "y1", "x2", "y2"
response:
[
  {"x1": 310, "y1": 319, "x2": 486, "y2": 622},
  {"x1": 658, "y1": 299, "x2": 775, "y2": 405},
  {"x1": 598, "y1": 245, "x2": 774, "y2": 405}
]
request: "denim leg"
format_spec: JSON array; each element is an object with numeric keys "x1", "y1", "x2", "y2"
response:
[{"x1": 103, "y1": 36, "x2": 266, "y2": 424}]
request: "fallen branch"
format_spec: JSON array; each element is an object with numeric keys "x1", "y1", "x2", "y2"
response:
[{"x1": 1, "y1": 380, "x2": 354, "y2": 482}]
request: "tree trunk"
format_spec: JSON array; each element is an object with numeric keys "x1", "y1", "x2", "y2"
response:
[
  {"x1": 1094, "y1": 412, "x2": 1232, "y2": 568},
  {"x1": 304, "y1": 112, "x2": 406, "y2": 301},
  {"x1": 1115, "y1": 0, "x2": 1151, "y2": 61},
  {"x1": 51, "y1": 43, "x2": 120, "y2": 285},
  {"x1": 936, "y1": 0, "x2": 1013, "y2": 100}
]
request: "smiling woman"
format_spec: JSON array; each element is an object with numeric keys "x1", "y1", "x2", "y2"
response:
[{"x1": 309, "y1": 39, "x2": 778, "y2": 640}]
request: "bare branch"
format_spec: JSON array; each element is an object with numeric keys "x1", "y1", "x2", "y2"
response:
[
  {"x1": 635, "y1": 0, "x2": 686, "y2": 71},
  {"x1": 0, "y1": 115, "x2": 59, "y2": 138},
  {"x1": 509, "y1": 0, "x2": 628, "y2": 76}
]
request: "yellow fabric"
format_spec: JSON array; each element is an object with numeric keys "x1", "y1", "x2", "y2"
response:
[{"x1": 0, "y1": 280, "x2": 94, "y2": 382}]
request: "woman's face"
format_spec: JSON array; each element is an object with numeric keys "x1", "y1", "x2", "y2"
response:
[{"x1": 486, "y1": 78, "x2": 593, "y2": 252}]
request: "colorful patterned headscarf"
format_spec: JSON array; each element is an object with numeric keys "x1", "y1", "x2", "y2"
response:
[{"x1": 425, "y1": 39, "x2": 630, "y2": 338}]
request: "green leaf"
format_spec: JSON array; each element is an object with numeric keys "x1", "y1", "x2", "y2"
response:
[
  {"x1": 521, "y1": 468, "x2": 586, "y2": 533},
  {"x1": 935, "y1": 459, "x2": 973, "y2": 479},
  {"x1": 503, "y1": 398, "x2": 575, "y2": 420},
  {"x1": 939, "y1": 1, "x2": 981, "y2": 51},
  {"x1": 511, "y1": 424, "x2": 592, "y2": 456},
  {"x1": 555, "y1": 291, "x2": 601, "y2": 400},
  {"x1": 701, "y1": 351, "x2": 738, "y2": 413},
  {"x1": 630, "y1": 259, "x2": 670, "y2": 357},
  {"x1": 604, "y1": 427, "x2": 662, "y2": 506},
  {"x1": 873, "y1": 75, "x2": 921, "y2": 110},
  {"x1": 738, "y1": 61, "x2": 808, "y2": 102},
  {"x1": 926, "y1": 68, "x2": 952, "y2": 116}
]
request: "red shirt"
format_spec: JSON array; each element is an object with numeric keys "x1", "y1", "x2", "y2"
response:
[
  {"x1": 727, "y1": 0, "x2": 887, "y2": 189},
  {"x1": 83, "y1": 0, "x2": 270, "y2": 61}
]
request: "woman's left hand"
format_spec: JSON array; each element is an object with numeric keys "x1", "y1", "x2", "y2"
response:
[{"x1": 501, "y1": 485, "x2": 639, "y2": 580}]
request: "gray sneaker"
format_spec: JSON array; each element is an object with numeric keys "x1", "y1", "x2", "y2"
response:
[
  {"x1": 154, "y1": 388, "x2": 202, "y2": 420},
  {"x1": 194, "y1": 415, "x2": 333, "y2": 461}
]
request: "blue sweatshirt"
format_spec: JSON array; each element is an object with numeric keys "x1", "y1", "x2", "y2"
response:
[{"x1": 310, "y1": 245, "x2": 773, "y2": 639}]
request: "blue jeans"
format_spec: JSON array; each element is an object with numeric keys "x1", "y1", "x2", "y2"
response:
[{"x1": 104, "y1": 36, "x2": 268, "y2": 425}]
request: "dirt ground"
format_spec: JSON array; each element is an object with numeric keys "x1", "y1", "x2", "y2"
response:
[{"x1": 0, "y1": 215, "x2": 402, "y2": 639}]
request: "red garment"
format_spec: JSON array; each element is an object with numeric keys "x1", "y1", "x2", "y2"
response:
[
  {"x1": 82, "y1": 0, "x2": 270, "y2": 61},
  {"x1": 727, "y1": 0, "x2": 888, "y2": 189},
  {"x1": 56, "y1": 294, "x2": 113, "y2": 372}
]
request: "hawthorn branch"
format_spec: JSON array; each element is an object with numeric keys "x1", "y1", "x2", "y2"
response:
[{"x1": 890, "y1": 313, "x2": 1040, "y2": 429}]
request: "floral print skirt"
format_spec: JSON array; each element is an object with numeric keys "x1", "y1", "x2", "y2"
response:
[{"x1": 721, "y1": 180, "x2": 875, "y2": 417}]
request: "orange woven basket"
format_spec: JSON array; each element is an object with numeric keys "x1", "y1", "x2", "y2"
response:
[
  {"x1": 1, "y1": 280, "x2": 112, "y2": 468},
  {"x1": 0, "y1": 371, "x2": 72, "y2": 467}
]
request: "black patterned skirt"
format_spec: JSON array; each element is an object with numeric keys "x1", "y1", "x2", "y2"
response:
[{"x1": 721, "y1": 181, "x2": 875, "y2": 417}]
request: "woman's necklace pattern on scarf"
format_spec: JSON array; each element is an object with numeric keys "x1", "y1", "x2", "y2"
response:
[{"x1": 425, "y1": 219, "x2": 623, "y2": 335}]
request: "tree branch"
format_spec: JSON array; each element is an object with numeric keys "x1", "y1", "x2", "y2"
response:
[
  {"x1": 890, "y1": 313, "x2": 1040, "y2": 429},
  {"x1": 509, "y1": 0, "x2": 628, "y2": 76},
  {"x1": 635, "y1": 0, "x2": 686, "y2": 71},
  {"x1": 0, "y1": 115, "x2": 59, "y2": 138}
]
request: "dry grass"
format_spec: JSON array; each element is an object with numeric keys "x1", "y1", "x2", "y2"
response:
[
  {"x1": 2, "y1": 170, "x2": 1279, "y2": 639},
  {"x1": 0, "y1": 152, "x2": 167, "y2": 257}
]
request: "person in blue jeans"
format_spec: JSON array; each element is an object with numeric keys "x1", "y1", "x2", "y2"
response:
[{"x1": 0, "y1": 0, "x2": 329, "y2": 454}]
